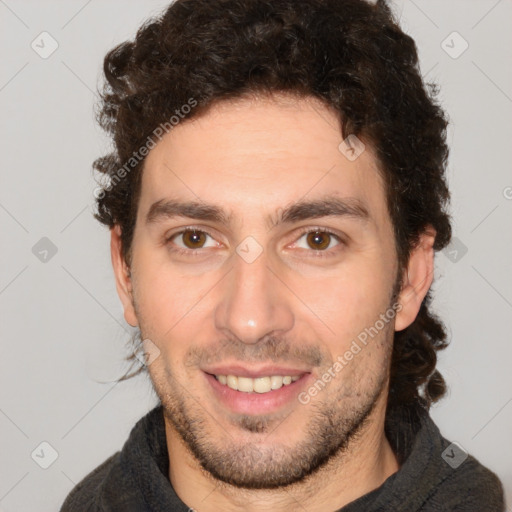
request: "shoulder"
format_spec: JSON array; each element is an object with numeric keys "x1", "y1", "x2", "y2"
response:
[
  {"x1": 425, "y1": 453, "x2": 505, "y2": 511},
  {"x1": 387, "y1": 404, "x2": 505, "y2": 512},
  {"x1": 60, "y1": 452, "x2": 120, "y2": 512}
]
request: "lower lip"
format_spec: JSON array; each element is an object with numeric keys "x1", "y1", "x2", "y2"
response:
[{"x1": 204, "y1": 373, "x2": 311, "y2": 415}]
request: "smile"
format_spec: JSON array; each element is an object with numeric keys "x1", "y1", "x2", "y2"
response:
[
  {"x1": 215, "y1": 374, "x2": 301, "y2": 393},
  {"x1": 204, "y1": 369, "x2": 311, "y2": 415}
]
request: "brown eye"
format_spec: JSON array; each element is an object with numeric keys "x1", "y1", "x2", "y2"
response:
[
  {"x1": 181, "y1": 230, "x2": 207, "y2": 249},
  {"x1": 167, "y1": 228, "x2": 219, "y2": 255},
  {"x1": 306, "y1": 231, "x2": 332, "y2": 250},
  {"x1": 294, "y1": 230, "x2": 342, "y2": 253}
]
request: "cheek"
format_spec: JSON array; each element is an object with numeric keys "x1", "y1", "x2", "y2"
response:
[
  {"x1": 131, "y1": 249, "x2": 189, "y2": 333},
  {"x1": 131, "y1": 247, "x2": 219, "y2": 347},
  {"x1": 289, "y1": 255, "x2": 395, "y2": 346}
]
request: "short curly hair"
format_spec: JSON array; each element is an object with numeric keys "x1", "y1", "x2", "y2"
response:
[{"x1": 94, "y1": 0, "x2": 452, "y2": 411}]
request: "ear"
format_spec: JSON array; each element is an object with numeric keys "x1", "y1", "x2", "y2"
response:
[
  {"x1": 394, "y1": 227, "x2": 436, "y2": 332},
  {"x1": 110, "y1": 225, "x2": 138, "y2": 327}
]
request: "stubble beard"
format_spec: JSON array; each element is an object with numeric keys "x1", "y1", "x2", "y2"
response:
[
  {"x1": 133, "y1": 277, "x2": 400, "y2": 490},
  {"x1": 150, "y1": 351, "x2": 390, "y2": 490}
]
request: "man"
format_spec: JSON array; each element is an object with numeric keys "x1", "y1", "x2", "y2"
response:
[{"x1": 61, "y1": 0, "x2": 505, "y2": 510}]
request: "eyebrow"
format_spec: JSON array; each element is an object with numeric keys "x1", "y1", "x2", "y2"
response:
[{"x1": 145, "y1": 195, "x2": 370, "y2": 228}]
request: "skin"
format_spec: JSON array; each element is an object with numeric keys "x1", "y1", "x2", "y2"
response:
[{"x1": 111, "y1": 93, "x2": 436, "y2": 511}]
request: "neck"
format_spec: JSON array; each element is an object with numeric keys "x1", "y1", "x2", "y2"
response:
[{"x1": 165, "y1": 397, "x2": 399, "y2": 512}]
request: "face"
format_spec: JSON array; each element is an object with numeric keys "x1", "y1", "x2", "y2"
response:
[{"x1": 113, "y1": 94, "x2": 412, "y2": 489}]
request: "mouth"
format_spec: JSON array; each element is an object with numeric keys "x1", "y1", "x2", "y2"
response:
[
  {"x1": 214, "y1": 374, "x2": 300, "y2": 393},
  {"x1": 203, "y1": 366, "x2": 312, "y2": 415}
]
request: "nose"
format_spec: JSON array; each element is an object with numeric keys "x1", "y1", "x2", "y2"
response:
[{"x1": 214, "y1": 248, "x2": 294, "y2": 345}]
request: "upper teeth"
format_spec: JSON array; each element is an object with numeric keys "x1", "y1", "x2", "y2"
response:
[{"x1": 216, "y1": 375, "x2": 300, "y2": 393}]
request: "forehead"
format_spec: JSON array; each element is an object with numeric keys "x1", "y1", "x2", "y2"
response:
[{"x1": 138, "y1": 94, "x2": 388, "y2": 226}]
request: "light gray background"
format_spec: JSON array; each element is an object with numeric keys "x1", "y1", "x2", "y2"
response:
[{"x1": 0, "y1": 1, "x2": 511, "y2": 510}]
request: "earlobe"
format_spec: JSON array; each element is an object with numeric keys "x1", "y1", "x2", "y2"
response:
[
  {"x1": 110, "y1": 225, "x2": 139, "y2": 327},
  {"x1": 394, "y1": 228, "x2": 436, "y2": 332}
]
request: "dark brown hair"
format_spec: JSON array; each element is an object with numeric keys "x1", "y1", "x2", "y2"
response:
[{"x1": 94, "y1": 0, "x2": 452, "y2": 410}]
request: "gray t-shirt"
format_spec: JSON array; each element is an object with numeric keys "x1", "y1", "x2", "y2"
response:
[{"x1": 60, "y1": 403, "x2": 505, "y2": 511}]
